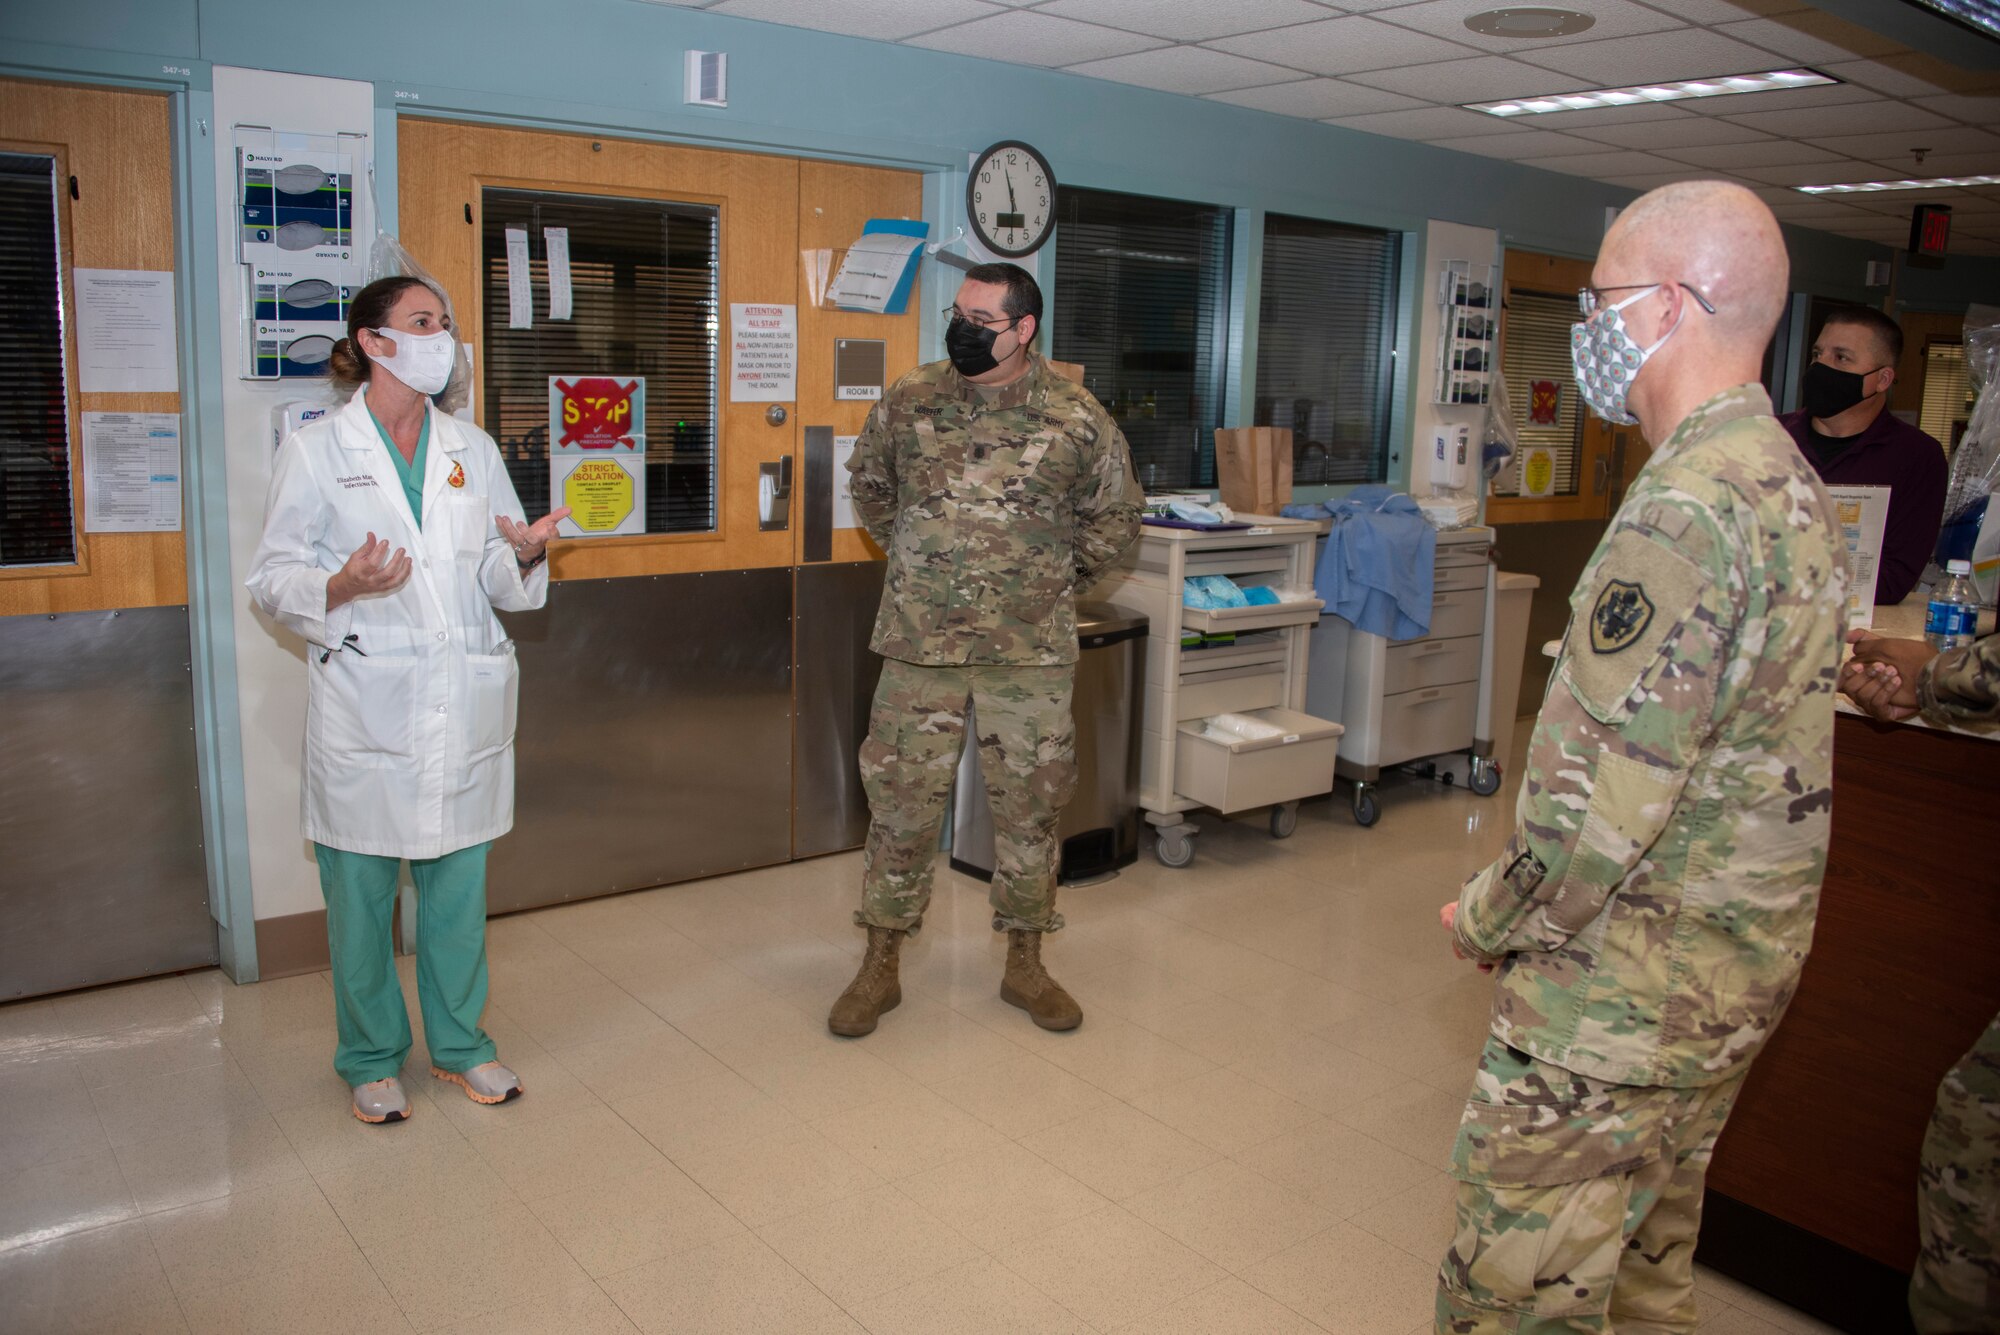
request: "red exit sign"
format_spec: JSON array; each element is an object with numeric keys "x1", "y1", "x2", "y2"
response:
[{"x1": 1910, "y1": 204, "x2": 1952, "y2": 258}]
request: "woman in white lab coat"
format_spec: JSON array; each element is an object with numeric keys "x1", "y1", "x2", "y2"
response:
[{"x1": 247, "y1": 275, "x2": 567, "y2": 1124}]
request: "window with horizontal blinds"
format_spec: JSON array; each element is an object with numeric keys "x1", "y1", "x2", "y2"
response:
[
  {"x1": 1255, "y1": 214, "x2": 1400, "y2": 486},
  {"x1": 1496, "y1": 287, "x2": 1582, "y2": 496},
  {"x1": 0, "y1": 153, "x2": 76, "y2": 567},
  {"x1": 480, "y1": 188, "x2": 718, "y2": 533},
  {"x1": 1052, "y1": 186, "x2": 1230, "y2": 490},
  {"x1": 1920, "y1": 341, "x2": 1972, "y2": 454}
]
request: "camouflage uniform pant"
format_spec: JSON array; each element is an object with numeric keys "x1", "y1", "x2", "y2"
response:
[
  {"x1": 1436, "y1": 1037, "x2": 1745, "y2": 1334},
  {"x1": 856, "y1": 657, "x2": 1075, "y2": 936},
  {"x1": 1911, "y1": 1010, "x2": 2000, "y2": 1335}
]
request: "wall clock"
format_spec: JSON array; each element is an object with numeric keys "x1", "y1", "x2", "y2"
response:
[{"x1": 967, "y1": 140, "x2": 1056, "y2": 259}]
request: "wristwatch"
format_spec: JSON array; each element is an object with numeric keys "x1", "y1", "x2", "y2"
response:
[{"x1": 516, "y1": 548, "x2": 547, "y2": 572}]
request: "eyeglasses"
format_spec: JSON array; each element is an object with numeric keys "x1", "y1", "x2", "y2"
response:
[
  {"x1": 943, "y1": 305, "x2": 1021, "y2": 330},
  {"x1": 1576, "y1": 282, "x2": 1716, "y2": 317}
]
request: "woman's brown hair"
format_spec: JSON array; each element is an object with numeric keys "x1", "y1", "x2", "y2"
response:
[{"x1": 326, "y1": 275, "x2": 439, "y2": 388}]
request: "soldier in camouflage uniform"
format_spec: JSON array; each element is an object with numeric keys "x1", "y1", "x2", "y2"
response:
[
  {"x1": 828, "y1": 262, "x2": 1141, "y2": 1038},
  {"x1": 1842, "y1": 629, "x2": 2000, "y2": 1332},
  {"x1": 1436, "y1": 182, "x2": 1847, "y2": 1333}
]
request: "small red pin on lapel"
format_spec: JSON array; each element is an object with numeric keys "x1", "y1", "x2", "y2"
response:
[{"x1": 448, "y1": 461, "x2": 465, "y2": 489}]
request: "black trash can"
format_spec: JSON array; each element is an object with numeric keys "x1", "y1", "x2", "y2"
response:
[{"x1": 949, "y1": 602, "x2": 1148, "y2": 885}]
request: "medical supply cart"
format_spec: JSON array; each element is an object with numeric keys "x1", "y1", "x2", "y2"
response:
[
  {"x1": 1304, "y1": 525, "x2": 1498, "y2": 827},
  {"x1": 1094, "y1": 516, "x2": 1343, "y2": 868}
]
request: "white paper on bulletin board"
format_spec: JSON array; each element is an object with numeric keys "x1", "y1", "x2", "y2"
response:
[
  {"x1": 1827, "y1": 484, "x2": 1889, "y2": 628},
  {"x1": 834, "y1": 435, "x2": 859, "y2": 529},
  {"x1": 83, "y1": 411, "x2": 181, "y2": 532},
  {"x1": 75, "y1": 269, "x2": 180, "y2": 393},
  {"x1": 729, "y1": 303, "x2": 796, "y2": 402}
]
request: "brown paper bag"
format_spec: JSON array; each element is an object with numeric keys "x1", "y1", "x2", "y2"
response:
[{"x1": 1214, "y1": 427, "x2": 1293, "y2": 516}]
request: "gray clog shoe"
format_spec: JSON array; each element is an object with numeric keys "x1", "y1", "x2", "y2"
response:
[
  {"x1": 432, "y1": 1061, "x2": 523, "y2": 1105},
  {"x1": 351, "y1": 1077, "x2": 411, "y2": 1124}
]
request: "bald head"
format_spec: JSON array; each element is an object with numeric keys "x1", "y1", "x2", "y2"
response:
[{"x1": 1604, "y1": 181, "x2": 1788, "y2": 353}]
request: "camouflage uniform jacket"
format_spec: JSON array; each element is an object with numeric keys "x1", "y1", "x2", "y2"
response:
[
  {"x1": 1455, "y1": 384, "x2": 1847, "y2": 1088},
  {"x1": 848, "y1": 354, "x2": 1142, "y2": 666},
  {"x1": 1921, "y1": 632, "x2": 2000, "y2": 725}
]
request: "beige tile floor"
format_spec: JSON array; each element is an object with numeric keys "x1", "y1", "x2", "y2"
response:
[{"x1": 1, "y1": 745, "x2": 1849, "y2": 1334}]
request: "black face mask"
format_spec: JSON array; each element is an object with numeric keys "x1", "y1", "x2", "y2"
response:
[
  {"x1": 1802, "y1": 359, "x2": 1885, "y2": 420},
  {"x1": 946, "y1": 314, "x2": 1013, "y2": 378}
]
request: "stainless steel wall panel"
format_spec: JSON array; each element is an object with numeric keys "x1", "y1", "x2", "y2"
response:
[
  {"x1": 489, "y1": 570, "x2": 795, "y2": 914},
  {"x1": 0, "y1": 606, "x2": 216, "y2": 1000},
  {"x1": 792, "y1": 562, "x2": 884, "y2": 859}
]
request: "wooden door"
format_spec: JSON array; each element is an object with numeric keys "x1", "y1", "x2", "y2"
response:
[
  {"x1": 1487, "y1": 250, "x2": 1629, "y2": 526},
  {"x1": 0, "y1": 79, "x2": 184, "y2": 615},
  {"x1": 402, "y1": 120, "x2": 804, "y2": 578}
]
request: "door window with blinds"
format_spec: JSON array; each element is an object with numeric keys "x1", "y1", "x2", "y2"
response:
[
  {"x1": 1921, "y1": 341, "x2": 1972, "y2": 454},
  {"x1": 1495, "y1": 286, "x2": 1583, "y2": 497},
  {"x1": 1254, "y1": 214, "x2": 1400, "y2": 486},
  {"x1": 1052, "y1": 186, "x2": 1230, "y2": 489},
  {"x1": 0, "y1": 152, "x2": 76, "y2": 567},
  {"x1": 480, "y1": 188, "x2": 718, "y2": 534}
]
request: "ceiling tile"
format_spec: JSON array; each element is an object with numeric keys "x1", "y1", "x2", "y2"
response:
[
  {"x1": 1065, "y1": 45, "x2": 1306, "y2": 93},
  {"x1": 1204, "y1": 78, "x2": 1427, "y2": 119},
  {"x1": 1660, "y1": 140, "x2": 1847, "y2": 169},
  {"x1": 1857, "y1": 152, "x2": 2000, "y2": 180},
  {"x1": 905, "y1": 10, "x2": 1167, "y2": 65},
  {"x1": 1808, "y1": 126, "x2": 2000, "y2": 160},
  {"x1": 1035, "y1": 0, "x2": 1335, "y2": 42},
  {"x1": 1723, "y1": 100, "x2": 1957, "y2": 138},
  {"x1": 1520, "y1": 148, "x2": 1694, "y2": 176},
  {"x1": 1620, "y1": 0, "x2": 1813, "y2": 21},
  {"x1": 1428, "y1": 129, "x2": 1615, "y2": 158},
  {"x1": 1326, "y1": 104, "x2": 1522, "y2": 140},
  {"x1": 709, "y1": 0, "x2": 999, "y2": 39},
  {"x1": 1366, "y1": 0, "x2": 1687, "y2": 53},
  {"x1": 1814, "y1": 58, "x2": 1955, "y2": 100},
  {"x1": 1763, "y1": 199, "x2": 1894, "y2": 223},
  {"x1": 1346, "y1": 55, "x2": 1584, "y2": 102},
  {"x1": 1602, "y1": 169, "x2": 1741, "y2": 192},
  {"x1": 1526, "y1": 29, "x2": 1790, "y2": 86},
  {"x1": 1735, "y1": 160, "x2": 1885, "y2": 187},
  {"x1": 1909, "y1": 93, "x2": 2000, "y2": 126},
  {"x1": 1573, "y1": 117, "x2": 1773, "y2": 149},
  {"x1": 1211, "y1": 15, "x2": 1484, "y2": 76},
  {"x1": 1712, "y1": 15, "x2": 1900, "y2": 64}
]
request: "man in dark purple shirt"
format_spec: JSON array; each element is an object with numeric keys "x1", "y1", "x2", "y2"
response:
[{"x1": 1778, "y1": 307, "x2": 1948, "y2": 604}]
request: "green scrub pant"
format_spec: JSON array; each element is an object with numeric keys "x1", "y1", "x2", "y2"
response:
[{"x1": 314, "y1": 841, "x2": 498, "y2": 1087}]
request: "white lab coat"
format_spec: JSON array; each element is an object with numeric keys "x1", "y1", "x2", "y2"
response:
[{"x1": 246, "y1": 390, "x2": 549, "y2": 859}]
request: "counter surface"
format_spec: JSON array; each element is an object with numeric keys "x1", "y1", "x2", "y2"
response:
[{"x1": 1839, "y1": 598, "x2": 1997, "y2": 741}]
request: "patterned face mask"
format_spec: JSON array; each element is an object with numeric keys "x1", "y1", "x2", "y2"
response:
[{"x1": 1569, "y1": 286, "x2": 1681, "y2": 426}]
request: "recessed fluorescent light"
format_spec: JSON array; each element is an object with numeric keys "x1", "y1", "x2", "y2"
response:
[
  {"x1": 1796, "y1": 174, "x2": 2000, "y2": 194},
  {"x1": 1467, "y1": 68, "x2": 1835, "y2": 117}
]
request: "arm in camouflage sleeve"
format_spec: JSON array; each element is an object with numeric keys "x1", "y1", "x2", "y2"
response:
[
  {"x1": 1919, "y1": 632, "x2": 2000, "y2": 724},
  {"x1": 846, "y1": 396, "x2": 899, "y2": 551},
  {"x1": 1071, "y1": 412, "x2": 1143, "y2": 587},
  {"x1": 1454, "y1": 494, "x2": 1737, "y2": 963}
]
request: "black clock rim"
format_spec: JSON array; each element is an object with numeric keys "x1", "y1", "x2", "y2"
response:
[{"x1": 966, "y1": 139, "x2": 1056, "y2": 259}]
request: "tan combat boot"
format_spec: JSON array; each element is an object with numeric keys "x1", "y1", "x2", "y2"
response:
[
  {"x1": 1001, "y1": 929, "x2": 1082, "y2": 1031},
  {"x1": 828, "y1": 926, "x2": 904, "y2": 1037}
]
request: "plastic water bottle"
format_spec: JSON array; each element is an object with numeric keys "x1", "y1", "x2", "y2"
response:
[{"x1": 1925, "y1": 559, "x2": 1979, "y2": 652}]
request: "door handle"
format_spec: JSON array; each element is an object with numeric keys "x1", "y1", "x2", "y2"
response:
[
  {"x1": 1593, "y1": 456, "x2": 1611, "y2": 496},
  {"x1": 759, "y1": 454, "x2": 792, "y2": 530}
]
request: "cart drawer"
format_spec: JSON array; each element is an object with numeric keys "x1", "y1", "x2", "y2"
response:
[
  {"x1": 1174, "y1": 707, "x2": 1344, "y2": 814},
  {"x1": 1176, "y1": 666, "x2": 1286, "y2": 721},
  {"x1": 1434, "y1": 562, "x2": 1489, "y2": 593},
  {"x1": 1181, "y1": 597, "x2": 1323, "y2": 633},
  {"x1": 1435, "y1": 541, "x2": 1493, "y2": 568},
  {"x1": 1377, "y1": 681, "x2": 1478, "y2": 767},
  {"x1": 1384, "y1": 634, "x2": 1481, "y2": 692},
  {"x1": 1397, "y1": 588, "x2": 1485, "y2": 643}
]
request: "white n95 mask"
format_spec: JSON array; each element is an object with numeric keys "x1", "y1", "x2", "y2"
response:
[
  {"x1": 370, "y1": 327, "x2": 456, "y2": 396},
  {"x1": 1569, "y1": 286, "x2": 1680, "y2": 426}
]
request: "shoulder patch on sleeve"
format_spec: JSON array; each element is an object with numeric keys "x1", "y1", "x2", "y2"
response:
[{"x1": 1563, "y1": 524, "x2": 1710, "y2": 724}]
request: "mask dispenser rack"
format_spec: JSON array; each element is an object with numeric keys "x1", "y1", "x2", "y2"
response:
[{"x1": 232, "y1": 123, "x2": 369, "y2": 381}]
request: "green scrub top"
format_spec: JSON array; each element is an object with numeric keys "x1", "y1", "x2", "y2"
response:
[{"x1": 366, "y1": 395, "x2": 431, "y2": 530}]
